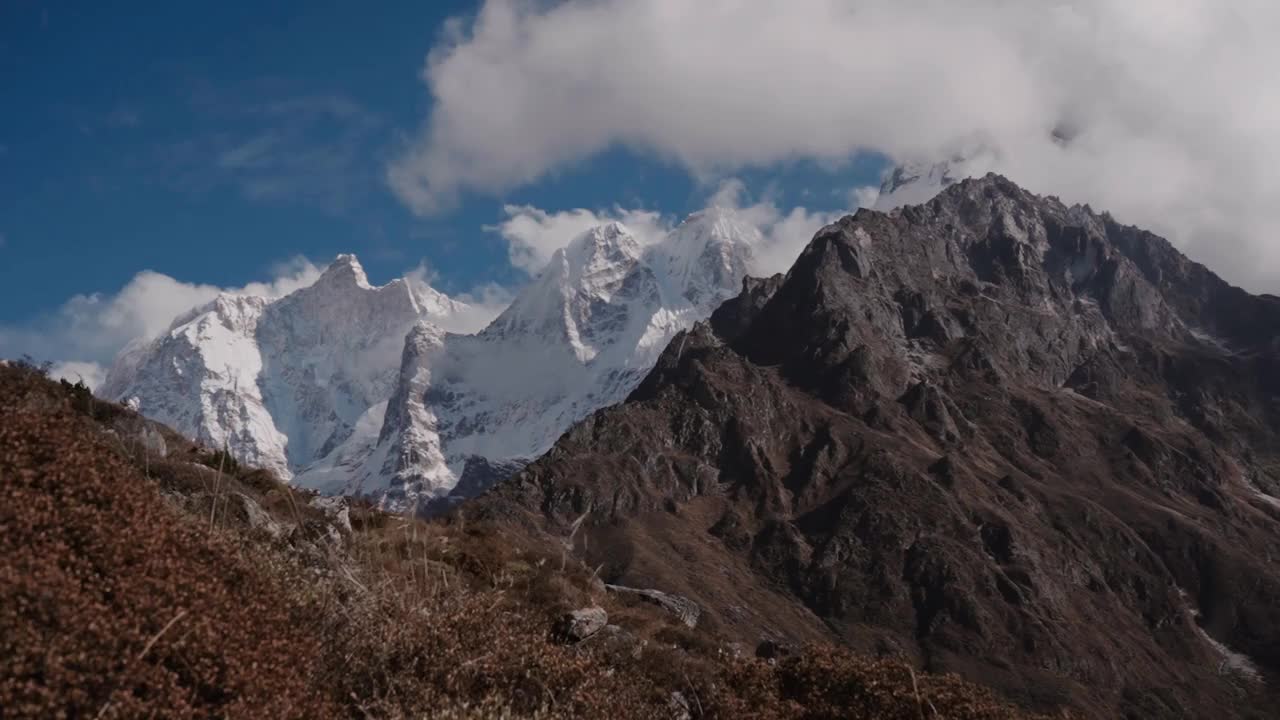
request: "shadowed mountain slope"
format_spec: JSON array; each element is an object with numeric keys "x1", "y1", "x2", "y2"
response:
[
  {"x1": 0, "y1": 362, "x2": 1049, "y2": 719},
  {"x1": 477, "y1": 175, "x2": 1280, "y2": 718}
]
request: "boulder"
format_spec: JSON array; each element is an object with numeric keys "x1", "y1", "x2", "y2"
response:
[
  {"x1": 557, "y1": 607, "x2": 608, "y2": 642},
  {"x1": 309, "y1": 495, "x2": 352, "y2": 534},
  {"x1": 605, "y1": 584, "x2": 701, "y2": 628},
  {"x1": 235, "y1": 493, "x2": 290, "y2": 540}
]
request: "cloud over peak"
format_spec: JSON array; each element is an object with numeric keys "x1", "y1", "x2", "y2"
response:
[{"x1": 492, "y1": 176, "x2": 862, "y2": 281}]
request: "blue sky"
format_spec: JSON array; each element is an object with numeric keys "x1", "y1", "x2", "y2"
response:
[
  {"x1": 5, "y1": 1, "x2": 1276, "y2": 378},
  {"x1": 0, "y1": 2, "x2": 883, "y2": 349}
]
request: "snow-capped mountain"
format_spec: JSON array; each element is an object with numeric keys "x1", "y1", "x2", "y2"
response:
[
  {"x1": 294, "y1": 208, "x2": 761, "y2": 508},
  {"x1": 101, "y1": 208, "x2": 765, "y2": 510},
  {"x1": 99, "y1": 255, "x2": 472, "y2": 481}
]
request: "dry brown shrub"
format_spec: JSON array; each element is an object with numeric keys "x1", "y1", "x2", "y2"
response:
[
  {"x1": 0, "y1": 365, "x2": 335, "y2": 718},
  {"x1": 0, "y1": 365, "x2": 1055, "y2": 719}
]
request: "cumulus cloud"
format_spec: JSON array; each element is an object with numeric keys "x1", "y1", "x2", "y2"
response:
[
  {"x1": 704, "y1": 178, "x2": 853, "y2": 276},
  {"x1": 50, "y1": 361, "x2": 107, "y2": 390},
  {"x1": 389, "y1": 0, "x2": 1280, "y2": 292},
  {"x1": 490, "y1": 205, "x2": 669, "y2": 273},
  {"x1": 0, "y1": 258, "x2": 322, "y2": 389},
  {"x1": 490, "y1": 176, "x2": 876, "y2": 280}
]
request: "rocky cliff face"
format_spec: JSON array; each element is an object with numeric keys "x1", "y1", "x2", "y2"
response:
[{"x1": 477, "y1": 175, "x2": 1280, "y2": 718}]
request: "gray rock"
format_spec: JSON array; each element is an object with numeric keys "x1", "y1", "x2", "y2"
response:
[
  {"x1": 139, "y1": 425, "x2": 168, "y2": 458},
  {"x1": 309, "y1": 495, "x2": 352, "y2": 534},
  {"x1": 606, "y1": 584, "x2": 701, "y2": 628},
  {"x1": 235, "y1": 493, "x2": 290, "y2": 540},
  {"x1": 668, "y1": 691, "x2": 692, "y2": 720},
  {"x1": 557, "y1": 606, "x2": 608, "y2": 642}
]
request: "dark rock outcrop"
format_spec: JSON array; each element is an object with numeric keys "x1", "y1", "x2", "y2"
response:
[{"x1": 474, "y1": 175, "x2": 1280, "y2": 718}]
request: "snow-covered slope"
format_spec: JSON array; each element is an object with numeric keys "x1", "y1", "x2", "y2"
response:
[
  {"x1": 99, "y1": 255, "x2": 471, "y2": 481},
  {"x1": 293, "y1": 209, "x2": 762, "y2": 508},
  {"x1": 100, "y1": 295, "x2": 288, "y2": 476},
  {"x1": 105, "y1": 208, "x2": 768, "y2": 511}
]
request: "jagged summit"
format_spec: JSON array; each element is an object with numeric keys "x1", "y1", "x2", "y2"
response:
[
  {"x1": 654, "y1": 207, "x2": 758, "y2": 310},
  {"x1": 559, "y1": 222, "x2": 642, "y2": 285},
  {"x1": 104, "y1": 208, "x2": 770, "y2": 510},
  {"x1": 313, "y1": 253, "x2": 373, "y2": 290},
  {"x1": 99, "y1": 253, "x2": 472, "y2": 481}
]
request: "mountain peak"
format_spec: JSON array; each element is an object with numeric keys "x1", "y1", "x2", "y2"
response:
[
  {"x1": 542, "y1": 222, "x2": 644, "y2": 295},
  {"x1": 314, "y1": 253, "x2": 372, "y2": 290},
  {"x1": 561, "y1": 222, "x2": 641, "y2": 265},
  {"x1": 671, "y1": 207, "x2": 760, "y2": 247},
  {"x1": 653, "y1": 208, "x2": 758, "y2": 311}
]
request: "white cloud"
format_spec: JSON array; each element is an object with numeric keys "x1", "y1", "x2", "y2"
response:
[
  {"x1": 850, "y1": 186, "x2": 882, "y2": 211},
  {"x1": 490, "y1": 176, "x2": 872, "y2": 279},
  {"x1": 0, "y1": 258, "x2": 323, "y2": 386},
  {"x1": 50, "y1": 361, "x2": 107, "y2": 390},
  {"x1": 704, "y1": 178, "x2": 852, "y2": 276},
  {"x1": 490, "y1": 205, "x2": 669, "y2": 273},
  {"x1": 451, "y1": 282, "x2": 517, "y2": 331},
  {"x1": 404, "y1": 260, "x2": 515, "y2": 332},
  {"x1": 390, "y1": 0, "x2": 1280, "y2": 292}
]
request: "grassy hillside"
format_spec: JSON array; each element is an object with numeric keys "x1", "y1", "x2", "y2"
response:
[{"x1": 0, "y1": 362, "x2": 1051, "y2": 719}]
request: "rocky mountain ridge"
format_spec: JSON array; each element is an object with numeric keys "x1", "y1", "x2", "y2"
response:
[{"x1": 476, "y1": 174, "x2": 1280, "y2": 718}]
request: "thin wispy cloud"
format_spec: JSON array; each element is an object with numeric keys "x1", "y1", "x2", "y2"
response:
[
  {"x1": 104, "y1": 104, "x2": 143, "y2": 128},
  {"x1": 156, "y1": 90, "x2": 384, "y2": 214}
]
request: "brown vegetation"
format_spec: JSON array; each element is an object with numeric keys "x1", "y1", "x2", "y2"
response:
[{"x1": 0, "y1": 363, "x2": 1051, "y2": 718}]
